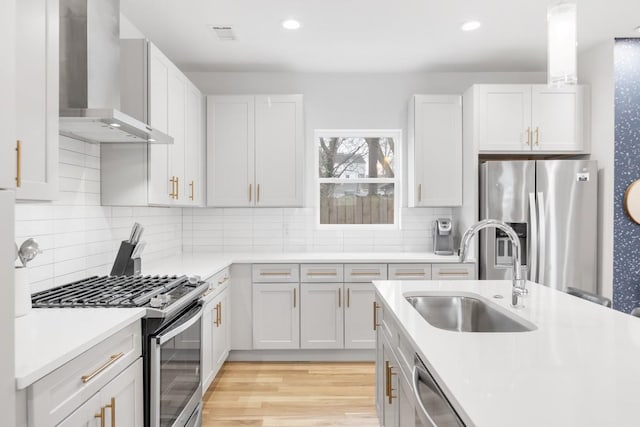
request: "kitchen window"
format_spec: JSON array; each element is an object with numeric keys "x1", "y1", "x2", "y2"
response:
[{"x1": 316, "y1": 129, "x2": 401, "y2": 227}]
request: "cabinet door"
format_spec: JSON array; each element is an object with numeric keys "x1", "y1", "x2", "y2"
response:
[
  {"x1": 212, "y1": 288, "x2": 230, "y2": 375},
  {"x1": 254, "y1": 95, "x2": 304, "y2": 207},
  {"x1": 167, "y1": 70, "x2": 186, "y2": 205},
  {"x1": 185, "y1": 83, "x2": 204, "y2": 205},
  {"x1": 531, "y1": 85, "x2": 585, "y2": 152},
  {"x1": 147, "y1": 44, "x2": 171, "y2": 205},
  {"x1": 477, "y1": 85, "x2": 532, "y2": 152},
  {"x1": 99, "y1": 358, "x2": 144, "y2": 427},
  {"x1": 344, "y1": 283, "x2": 376, "y2": 349},
  {"x1": 56, "y1": 394, "x2": 102, "y2": 427},
  {"x1": 201, "y1": 299, "x2": 215, "y2": 393},
  {"x1": 300, "y1": 283, "x2": 344, "y2": 349},
  {"x1": 207, "y1": 96, "x2": 255, "y2": 207},
  {"x1": 375, "y1": 318, "x2": 385, "y2": 422},
  {"x1": 382, "y1": 339, "x2": 400, "y2": 427},
  {"x1": 253, "y1": 283, "x2": 299, "y2": 349},
  {"x1": 0, "y1": 0, "x2": 15, "y2": 190},
  {"x1": 398, "y1": 370, "x2": 416, "y2": 427},
  {"x1": 411, "y1": 95, "x2": 462, "y2": 207},
  {"x1": 15, "y1": 0, "x2": 58, "y2": 200}
]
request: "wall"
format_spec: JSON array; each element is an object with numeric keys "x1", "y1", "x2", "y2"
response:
[
  {"x1": 14, "y1": 136, "x2": 182, "y2": 293},
  {"x1": 613, "y1": 38, "x2": 640, "y2": 312},
  {"x1": 184, "y1": 71, "x2": 546, "y2": 253},
  {"x1": 578, "y1": 40, "x2": 615, "y2": 299}
]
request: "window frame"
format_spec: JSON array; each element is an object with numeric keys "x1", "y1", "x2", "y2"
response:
[{"x1": 314, "y1": 129, "x2": 402, "y2": 230}]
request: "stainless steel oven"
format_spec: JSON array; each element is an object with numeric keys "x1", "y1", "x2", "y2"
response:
[
  {"x1": 150, "y1": 303, "x2": 203, "y2": 427},
  {"x1": 413, "y1": 354, "x2": 465, "y2": 427}
]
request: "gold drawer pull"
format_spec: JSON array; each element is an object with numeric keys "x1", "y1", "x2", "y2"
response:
[
  {"x1": 105, "y1": 397, "x2": 116, "y2": 427},
  {"x1": 215, "y1": 302, "x2": 221, "y2": 327},
  {"x1": 347, "y1": 288, "x2": 350, "y2": 308},
  {"x1": 81, "y1": 352, "x2": 124, "y2": 383},
  {"x1": 350, "y1": 271, "x2": 381, "y2": 276},
  {"x1": 293, "y1": 287, "x2": 297, "y2": 308},
  {"x1": 189, "y1": 180, "x2": 194, "y2": 200},
  {"x1": 373, "y1": 302, "x2": 380, "y2": 331},
  {"x1": 169, "y1": 177, "x2": 176, "y2": 199},
  {"x1": 526, "y1": 127, "x2": 531, "y2": 146},
  {"x1": 535, "y1": 127, "x2": 540, "y2": 146},
  {"x1": 218, "y1": 275, "x2": 229, "y2": 285},
  {"x1": 15, "y1": 140, "x2": 21, "y2": 187},
  {"x1": 338, "y1": 288, "x2": 342, "y2": 308},
  {"x1": 394, "y1": 272, "x2": 426, "y2": 277},
  {"x1": 306, "y1": 271, "x2": 338, "y2": 276},
  {"x1": 438, "y1": 271, "x2": 469, "y2": 276},
  {"x1": 387, "y1": 362, "x2": 397, "y2": 404},
  {"x1": 260, "y1": 271, "x2": 291, "y2": 276},
  {"x1": 175, "y1": 176, "x2": 179, "y2": 199}
]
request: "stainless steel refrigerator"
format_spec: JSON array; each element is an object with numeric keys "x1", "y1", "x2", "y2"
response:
[{"x1": 480, "y1": 160, "x2": 597, "y2": 293}]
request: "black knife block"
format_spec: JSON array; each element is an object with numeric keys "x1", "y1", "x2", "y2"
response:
[{"x1": 110, "y1": 241, "x2": 141, "y2": 276}]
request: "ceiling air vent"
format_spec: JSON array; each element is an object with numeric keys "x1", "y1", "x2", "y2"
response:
[{"x1": 210, "y1": 25, "x2": 236, "y2": 41}]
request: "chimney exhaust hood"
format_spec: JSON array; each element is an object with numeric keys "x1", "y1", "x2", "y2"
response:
[{"x1": 58, "y1": 0, "x2": 172, "y2": 144}]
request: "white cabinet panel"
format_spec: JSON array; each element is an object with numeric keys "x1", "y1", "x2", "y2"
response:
[
  {"x1": 167, "y1": 71, "x2": 186, "y2": 204},
  {"x1": 344, "y1": 264, "x2": 387, "y2": 283},
  {"x1": 15, "y1": 0, "x2": 58, "y2": 200},
  {"x1": 201, "y1": 298, "x2": 215, "y2": 392},
  {"x1": 56, "y1": 394, "x2": 101, "y2": 427},
  {"x1": 410, "y1": 95, "x2": 462, "y2": 207},
  {"x1": 477, "y1": 85, "x2": 532, "y2": 153},
  {"x1": 300, "y1": 283, "x2": 344, "y2": 349},
  {"x1": 212, "y1": 287, "x2": 230, "y2": 377},
  {"x1": 253, "y1": 283, "x2": 300, "y2": 349},
  {"x1": 431, "y1": 263, "x2": 477, "y2": 280},
  {"x1": 300, "y1": 264, "x2": 343, "y2": 283},
  {"x1": 388, "y1": 264, "x2": 432, "y2": 280},
  {"x1": 532, "y1": 85, "x2": 586, "y2": 152},
  {"x1": 344, "y1": 283, "x2": 376, "y2": 349},
  {"x1": 99, "y1": 358, "x2": 144, "y2": 427},
  {"x1": 207, "y1": 96, "x2": 255, "y2": 207},
  {"x1": 185, "y1": 83, "x2": 204, "y2": 205},
  {"x1": 0, "y1": 0, "x2": 16, "y2": 190},
  {"x1": 254, "y1": 95, "x2": 304, "y2": 207},
  {"x1": 252, "y1": 264, "x2": 299, "y2": 283}
]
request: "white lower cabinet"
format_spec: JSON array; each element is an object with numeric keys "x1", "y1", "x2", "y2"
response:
[
  {"x1": 58, "y1": 358, "x2": 143, "y2": 427},
  {"x1": 253, "y1": 283, "x2": 300, "y2": 349},
  {"x1": 202, "y1": 274, "x2": 232, "y2": 393},
  {"x1": 300, "y1": 283, "x2": 344, "y2": 349},
  {"x1": 212, "y1": 288, "x2": 231, "y2": 375},
  {"x1": 344, "y1": 283, "x2": 376, "y2": 349}
]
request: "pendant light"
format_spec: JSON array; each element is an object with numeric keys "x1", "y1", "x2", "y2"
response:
[{"x1": 547, "y1": 2, "x2": 577, "y2": 86}]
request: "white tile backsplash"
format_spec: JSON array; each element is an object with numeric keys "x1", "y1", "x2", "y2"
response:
[{"x1": 14, "y1": 136, "x2": 182, "y2": 293}]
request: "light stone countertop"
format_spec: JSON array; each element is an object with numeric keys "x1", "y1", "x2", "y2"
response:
[
  {"x1": 143, "y1": 252, "x2": 469, "y2": 279},
  {"x1": 15, "y1": 308, "x2": 146, "y2": 389},
  {"x1": 373, "y1": 279, "x2": 640, "y2": 427}
]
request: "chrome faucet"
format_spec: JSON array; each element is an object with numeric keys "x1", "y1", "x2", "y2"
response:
[{"x1": 459, "y1": 219, "x2": 527, "y2": 307}]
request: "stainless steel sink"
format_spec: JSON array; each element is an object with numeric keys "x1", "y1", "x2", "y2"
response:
[{"x1": 405, "y1": 294, "x2": 535, "y2": 332}]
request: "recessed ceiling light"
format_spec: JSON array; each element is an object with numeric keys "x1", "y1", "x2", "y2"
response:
[
  {"x1": 461, "y1": 21, "x2": 482, "y2": 32},
  {"x1": 282, "y1": 19, "x2": 301, "y2": 30}
]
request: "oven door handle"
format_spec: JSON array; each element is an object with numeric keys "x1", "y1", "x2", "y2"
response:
[{"x1": 156, "y1": 305, "x2": 203, "y2": 345}]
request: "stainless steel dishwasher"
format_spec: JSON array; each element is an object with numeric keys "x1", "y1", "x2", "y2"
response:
[{"x1": 413, "y1": 354, "x2": 465, "y2": 427}]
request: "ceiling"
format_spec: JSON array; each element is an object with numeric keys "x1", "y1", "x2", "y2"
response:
[{"x1": 121, "y1": 0, "x2": 640, "y2": 73}]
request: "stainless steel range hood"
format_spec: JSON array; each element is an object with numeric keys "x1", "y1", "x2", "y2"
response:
[{"x1": 58, "y1": 0, "x2": 172, "y2": 144}]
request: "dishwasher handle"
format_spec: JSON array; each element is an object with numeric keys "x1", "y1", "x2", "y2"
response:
[
  {"x1": 413, "y1": 364, "x2": 438, "y2": 427},
  {"x1": 413, "y1": 355, "x2": 465, "y2": 427}
]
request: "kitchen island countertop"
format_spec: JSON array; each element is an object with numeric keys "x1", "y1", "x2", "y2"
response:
[{"x1": 373, "y1": 279, "x2": 640, "y2": 427}]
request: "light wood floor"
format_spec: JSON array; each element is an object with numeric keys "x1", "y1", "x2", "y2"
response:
[{"x1": 202, "y1": 362, "x2": 379, "y2": 426}]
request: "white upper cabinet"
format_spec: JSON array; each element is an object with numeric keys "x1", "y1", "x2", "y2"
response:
[
  {"x1": 531, "y1": 85, "x2": 586, "y2": 152},
  {"x1": 476, "y1": 84, "x2": 588, "y2": 154},
  {"x1": 254, "y1": 95, "x2": 304, "y2": 207},
  {"x1": 0, "y1": 0, "x2": 15, "y2": 190},
  {"x1": 409, "y1": 95, "x2": 462, "y2": 207},
  {"x1": 102, "y1": 41, "x2": 205, "y2": 206},
  {"x1": 207, "y1": 96, "x2": 255, "y2": 207},
  {"x1": 207, "y1": 94, "x2": 304, "y2": 207},
  {"x1": 15, "y1": 0, "x2": 58, "y2": 200}
]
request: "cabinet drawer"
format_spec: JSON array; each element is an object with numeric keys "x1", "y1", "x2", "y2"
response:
[
  {"x1": 344, "y1": 264, "x2": 387, "y2": 282},
  {"x1": 252, "y1": 264, "x2": 299, "y2": 283},
  {"x1": 432, "y1": 263, "x2": 476, "y2": 280},
  {"x1": 300, "y1": 264, "x2": 343, "y2": 283},
  {"x1": 203, "y1": 266, "x2": 231, "y2": 299},
  {"x1": 388, "y1": 264, "x2": 432, "y2": 280},
  {"x1": 28, "y1": 321, "x2": 142, "y2": 427}
]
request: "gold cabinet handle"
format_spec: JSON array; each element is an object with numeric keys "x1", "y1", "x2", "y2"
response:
[
  {"x1": 260, "y1": 271, "x2": 291, "y2": 276},
  {"x1": 257, "y1": 184, "x2": 260, "y2": 203},
  {"x1": 526, "y1": 127, "x2": 531, "y2": 146},
  {"x1": 219, "y1": 302, "x2": 222, "y2": 326},
  {"x1": 293, "y1": 287, "x2": 297, "y2": 308},
  {"x1": 350, "y1": 271, "x2": 381, "y2": 276},
  {"x1": 394, "y1": 272, "x2": 427, "y2": 277},
  {"x1": 214, "y1": 302, "x2": 221, "y2": 327},
  {"x1": 373, "y1": 302, "x2": 380, "y2": 331},
  {"x1": 15, "y1": 140, "x2": 21, "y2": 187},
  {"x1": 437, "y1": 271, "x2": 470, "y2": 276},
  {"x1": 535, "y1": 127, "x2": 540, "y2": 146},
  {"x1": 175, "y1": 176, "x2": 179, "y2": 199},
  {"x1": 347, "y1": 288, "x2": 350, "y2": 308},
  {"x1": 95, "y1": 406, "x2": 106, "y2": 427},
  {"x1": 306, "y1": 271, "x2": 338, "y2": 276},
  {"x1": 81, "y1": 352, "x2": 124, "y2": 383},
  {"x1": 418, "y1": 183, "x2": 422, "y2": 203},
  {"x1": 387, "y1": 362, "x2": 397, "y2": 404},
  {"x1": 189, "y1": 180, "x2": 194, "y2": 201},
  {"x1": 169, "y1": 177, "x2": 176, "y2": 199},
  {"x1": 338, "y1": 288, "x2": 342, "y2": 308},
  {"x1": 249, "y1": 183, "x2": 252, "y2": 202},
  {"x1": 218, "y1": 275, "x2": 229, "y2": 285},
  {"x1": 105, "y1": 398, "x2": 116, "y2": 427},
  {"x1": 385, "y1": 361, "x2": 391, "y2": 398}
]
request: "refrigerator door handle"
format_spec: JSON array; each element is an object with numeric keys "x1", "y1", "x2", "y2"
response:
[
  {"x1": 537, "y1": 192, "x2": 546, "y2": 285},
  {"x1": 528, "y1": 192, "x2": 538, "y2": 283}
]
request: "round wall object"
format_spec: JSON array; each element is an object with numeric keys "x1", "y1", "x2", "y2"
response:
[{"x1": 624, "y1": 179, "x2": 640, "y2": 224}]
